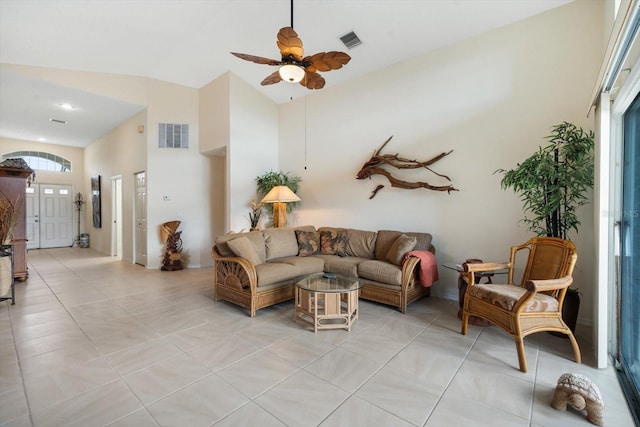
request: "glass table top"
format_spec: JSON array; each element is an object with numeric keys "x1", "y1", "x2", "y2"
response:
[
  {"x1": 295, "y1": 273, "x2": 362, "y2": 292},
  {"x1": 442, "y1": 263, "x2": 509, "y2": 275}
]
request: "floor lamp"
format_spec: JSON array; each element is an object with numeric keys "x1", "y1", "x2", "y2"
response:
[{"x1": 260, "y1": 186, "x2": 301, "y2": 228}]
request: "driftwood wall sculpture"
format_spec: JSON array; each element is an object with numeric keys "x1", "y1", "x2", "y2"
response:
[{"x1": 356, "y1": 136, "x2": 458, "y2": 198}]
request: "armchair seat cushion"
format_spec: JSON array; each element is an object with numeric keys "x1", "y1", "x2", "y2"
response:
[{"x1": 469, "y1": 284, "x2": 559, "y2": 313}]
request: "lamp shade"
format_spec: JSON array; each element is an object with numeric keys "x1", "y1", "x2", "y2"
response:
[
  {"x1": 278, "y1": 64, "x2": 305, "y2": 83},
  {"x1": 260, "y1": 185, "x2": 301, "y2": 203}
]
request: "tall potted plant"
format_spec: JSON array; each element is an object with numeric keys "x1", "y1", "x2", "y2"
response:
[{"x1": 496, "y1": 121, "x2": 594, "y2": 335}]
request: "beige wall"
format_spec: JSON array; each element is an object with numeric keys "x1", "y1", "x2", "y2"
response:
[
  {"x1": 199, "y1": 72, "x2": 279, "y2": 236},
  {"x1": 84, "y1": 110, "x2": 147, "y2": 263},
  {"x1": 0, "y1": 138, "x2": 84, "y2": 188},
  {"x1": 0, "y1": 138, "x2": 86, "y2": 235},
  {"x1": 2, "y1": 65, "x2": 210, "y2": 268},
  {"x1": 278, "y1": 0, "x2": 603, "y2": 326},
  {"x1": 228, "y1": 73, "x2": 279, "y2": 232},
  {"x1": 144, "y1": 79, "x2": 203, "y2": 269}
]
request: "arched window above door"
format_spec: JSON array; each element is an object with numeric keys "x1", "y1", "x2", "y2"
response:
[{"x1": 1, "y1": 151, "x2": 71, "y2": 172}]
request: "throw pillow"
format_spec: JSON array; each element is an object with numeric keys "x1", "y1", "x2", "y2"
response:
[
  {"x1": 345, "y1": 229, "x2": 377, "y2": 258},
  {"x1": 320, "y1": 229, "x2": 347, "y2": 256},
  {"x1": 263, "y1": 228, "x2": 298, "y2": 260},
  {"x1": 227, "y1": 236, "x2": 263, "y2": 266},
  {"x1": 386, "y1": 234, "x2": 417, "y2": 265},
  {"x1": 295, "y1": 230, "x2": 320, "y2": 256}
]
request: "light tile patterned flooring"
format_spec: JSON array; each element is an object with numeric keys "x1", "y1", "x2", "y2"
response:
[{"x1": 0, "y1": 248, "x2": 635, "y2": 427}]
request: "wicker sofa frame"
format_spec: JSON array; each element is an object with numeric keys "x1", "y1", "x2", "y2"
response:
[{"x1": 211, "y1": 236, "x2": 434, "y2": 317}]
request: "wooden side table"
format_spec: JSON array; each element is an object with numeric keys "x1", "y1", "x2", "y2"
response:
[{"x1": 443, "y1": 260, "x2": 508, "y2": 327}]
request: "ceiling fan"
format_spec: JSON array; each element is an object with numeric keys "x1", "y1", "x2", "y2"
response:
[{"x1": 230, "y1": 0, "x2": 351, "y2": 90}]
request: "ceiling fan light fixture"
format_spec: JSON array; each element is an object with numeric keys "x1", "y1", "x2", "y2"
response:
[{"x1": 278, "y1": 64, "x2": 305, "y2": 83}]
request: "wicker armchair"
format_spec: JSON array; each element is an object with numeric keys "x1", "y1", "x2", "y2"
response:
[{"x1": 460, "y1": 237, "x2": 581, "y2": 373}]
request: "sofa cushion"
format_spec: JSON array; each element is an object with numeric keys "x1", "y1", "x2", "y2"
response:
[
  {"x1": 295, "y1": 230, "x2": 321, "y2": 257},
  {"x1": 319, "y1": 229, "x2": 347, "y2": 256},
  {"x1": 274, "y1": 256, "x2": 325, "y2": 276},
  {"x1": 255, "y1": 262, "x2": 299, "y2": 287},
  {"x1": 358, "y1": 260, "x2": 402, "y2": 286},
  {"x1": 386, "y1": 234, "x2": 417, "y2": 266},
  {"x1": 375, "y1": 230, "x2": 433, "y2": 261},
  {"x1": 227, "y1": 236, "x2": 264, "y2": 265},
  {"x1": 263, "y1": 228, "x2": 299, "y2": 261},
  {"x1": 345, "y1": 229, "x2": 377, "y2": 258},
  {"x1": 215, "y1": 231, "x2": 266, "y2": 260},
  {"x1": 317, "y1": 255, "x2": 368, "y2": 277}
]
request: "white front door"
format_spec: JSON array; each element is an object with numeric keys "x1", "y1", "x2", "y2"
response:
[
  {"x1": 134, "y1": 172, "x2": 147, "y2": 266},
  {"x1": 111, "y1": 176, "x2": 123, "y2": 258},
  {"x1": 39, "y1": 184, "x2": 73, "y2": 248},
  {"x1": 25, "y1": 185, "x2": 40, "y2": 249}
]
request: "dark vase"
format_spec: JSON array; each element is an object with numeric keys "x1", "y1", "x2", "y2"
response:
[{"x1": 549, "y1": 289, "x2": 580, "y2": 338}]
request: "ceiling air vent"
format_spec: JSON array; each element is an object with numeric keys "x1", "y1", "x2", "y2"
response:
[
  {"x1": 339, "y1": 31, "x2": 362, "y2": 49},
  {"x1": 158, "y1": 123, "x2": 189, "y2": 149}
]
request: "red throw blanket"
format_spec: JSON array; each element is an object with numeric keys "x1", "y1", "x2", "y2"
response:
[{"x1": 404, "y1": 250, "x2": 439, "y2": 287}]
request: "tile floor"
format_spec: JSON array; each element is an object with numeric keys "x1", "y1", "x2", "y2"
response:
[{"x1": 0, "y1": 248, "x2": 636, "y2": 427}]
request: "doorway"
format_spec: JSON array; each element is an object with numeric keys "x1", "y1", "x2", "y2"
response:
[
  {"x1": 25, "y1": 183, "x2": 73, "y2": 248},
  {"x1": 111, "y1": 176, "x2": 123, "y2": 259},
  {"x1": 25, "y1": 186, "x2": 39, "y2": 249},
  {"x1": 134, "y1": 171, "x2": 147, "y2": 266}
]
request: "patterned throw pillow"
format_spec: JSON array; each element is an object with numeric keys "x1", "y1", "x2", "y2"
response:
[
  {"x1": 320, "y1": 229, "x2": 347, "y2": 256},
  {"x1": 295, "y1": 230, "x2": 320, "y2": 257}
]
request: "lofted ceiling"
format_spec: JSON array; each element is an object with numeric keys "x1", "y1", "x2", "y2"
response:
[{"x1": 0, "y1": 0, "x2": 573, "y2": 148}]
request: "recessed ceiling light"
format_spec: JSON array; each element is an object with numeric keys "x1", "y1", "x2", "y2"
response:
[
  {"x1": 49, "y1": 118, "x2": 68, "y2": 124},
  {"x1": 59, "y1": 103, "x2": 74, "y2": 110},
  {"x1": 38, "y1": 137, "x2": 46, "y2": 142}
]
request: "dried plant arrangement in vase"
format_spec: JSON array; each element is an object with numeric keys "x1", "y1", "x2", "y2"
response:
[{"x1": 0, "y1": 190, "x2": 22, "y2": 245}]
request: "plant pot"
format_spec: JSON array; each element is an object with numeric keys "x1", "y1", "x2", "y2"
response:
[{"x1": 549, "y1": 289, "x2": 580, "y2": 338}]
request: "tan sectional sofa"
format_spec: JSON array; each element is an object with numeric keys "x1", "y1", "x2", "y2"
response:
[{"x1": 211, "y1": 226, "x2": 436, "y2": 317}]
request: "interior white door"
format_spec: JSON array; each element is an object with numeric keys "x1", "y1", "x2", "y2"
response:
[
  {"x1": 134, "y1": 172, "x2": 147, "y2": 266},
  {"x1": 111, "y1": 176, "x2": 123, "y2": 258},
  {"x1": 39, "y1": 184, "x2": 73, "y2": 248},
  {"x1": 25, "y1": 184, "x2": 40, "y2": 249}
]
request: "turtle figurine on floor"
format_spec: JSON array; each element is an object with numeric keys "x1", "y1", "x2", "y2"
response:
[{"x1": 551, "y1": 372, "x2": 604, "y2": 426}]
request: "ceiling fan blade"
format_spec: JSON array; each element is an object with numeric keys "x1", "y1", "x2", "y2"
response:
[
  {"x1": 277, "y1": 27, "x2": 304, "y2": 61},
  {"x1": 261, "y1": 71, "x2": 283, "y2": 86},
  {"x1": 306, "y1": 51, "x2": 352, "y2": 72},
  {"x1": 300, "y1": 71, "x2": 325, "y2": 90},
  {"x1": 231, "y1": 52, "x2": 281, "y2": 66}
]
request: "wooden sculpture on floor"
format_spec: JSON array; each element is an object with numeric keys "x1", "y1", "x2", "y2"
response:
[
  {"x1": 161, "y1": 221, "x2": 183, "y2": 271},
  {"x1": 356, "y1": 135, "x2": 458, "y2": 197}
]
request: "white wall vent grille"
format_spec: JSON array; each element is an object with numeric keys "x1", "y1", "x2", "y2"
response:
[
  {"x1": 158, "y1": 123, "x2": 189, "y2": 148},
  {"x1": 339, "y1": 31, "x2": 362, "y2": 49}
]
